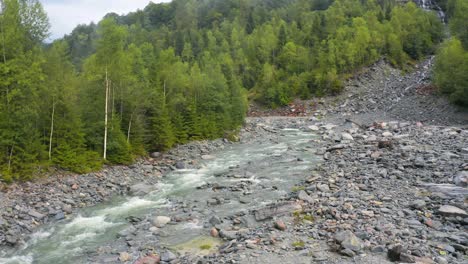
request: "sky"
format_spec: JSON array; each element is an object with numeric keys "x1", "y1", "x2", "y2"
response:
[{"x1": 41, "y1": 0, "x2": 170, "y2": 40}]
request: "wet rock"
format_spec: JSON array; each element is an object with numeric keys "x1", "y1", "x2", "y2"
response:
[
  {"x1": 54, "y1": 211, "x2": 65, "y2": 221},
  {"x1": 129, "y1": 183, "x2": 155, "y2": 196},
  {"x1": 160, "y1": 250, "x2": 176, "y2": 262},
  {"x1": 152, "y1": 216, "x2": 171, "y2": 228},
  {"x1": 175, "y1": 162, "x2": 186, "y2": 169},
  {"x1": 5, "y1": 235, "x2": 18, "y2": 245},
  {"x1": 437, "y1": 205, "x2": 467, "y2": 218},
  {"x1": 274, "y1": 220, "x2": 286, "y2": 231}
]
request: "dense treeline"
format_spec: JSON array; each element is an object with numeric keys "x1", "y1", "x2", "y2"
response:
[
  {"x1": 433, "y1": 0, "x2": 468, "y2": 105},
  {"x1": 0, "y1": 0, "x2": 443, "y2": 181}
]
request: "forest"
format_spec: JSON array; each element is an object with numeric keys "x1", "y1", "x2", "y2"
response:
[
  {"x1": 433, "y1": 0, "x2": 468, "y2": 106},
  {"x1": 0, "y1": 0, "x2": 448, "y2": 181}
]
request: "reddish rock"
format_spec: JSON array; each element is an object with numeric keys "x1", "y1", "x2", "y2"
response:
[
  {"x1": 71, "y1": 184, "x2": 79, "y2": 190},
  {"x1": 274, "y1": 220, "x2": 286, "y2": 231},
  {"x1": 134, "y1": 255, "x2": 160, "y2": 264},
  {"x1": 210, "y1": 227, "x2": 219, "y2": 237}
]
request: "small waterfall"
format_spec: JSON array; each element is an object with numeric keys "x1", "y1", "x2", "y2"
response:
[{"x1": 414, "y1": 0, "x2": 446, "y2": 23}]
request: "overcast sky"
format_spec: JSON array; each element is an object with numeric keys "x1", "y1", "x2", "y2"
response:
[{"x1": 41, "y1": 0, "x2": 171, "y2": 40}]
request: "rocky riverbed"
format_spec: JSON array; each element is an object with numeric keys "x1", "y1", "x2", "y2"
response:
[{"x1": 0, "y1": 57, "x2": 467, "y2": 264}]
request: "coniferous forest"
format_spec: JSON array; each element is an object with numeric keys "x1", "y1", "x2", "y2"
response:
[{"x1": 0, "y1": 0, "x2": 460, "y2": 182}]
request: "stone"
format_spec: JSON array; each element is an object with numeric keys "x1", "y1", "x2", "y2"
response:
[
  {"x1": 308, "y1": 125, "x2": 320, "y2": 131},
  {"x1": 134, "y1": 255, "x2": 160, "y2": 264},
  {"x1": 71, "y1": 184, "x2": 79, "y2": 190},
  {"x1": 453, "y1": 171, "x2": 467, "y2": 187},
  {"x1": 209, "y1": 215, "x2": 222, "y2": 226},
  {"x1": 210, "y1": 227, "x2": 219, "y2": 238},
  {"x1": 274, "y1": 220, "x2": 286, "y2": 231},
  {"x1": 400, "y1": 253, "x2": 415, "y2": 263},
  {"x1": 129, "y1": 183, "x2": 155, "y2": 196},
  {"x1": 317, "y1": 184, "x2": 330, "y2": 192},
  {"x1": 382, "y1": 132, "x2": 393, "y2": 137},
  {"x1": 175, "y1": 162, "x2": 186, "y2": 169},
  {"x1": 361, "y1": 210, "x2": 375, "y2": 217},
  {"x1": 335, "y1": 230, "x2": 362, "y2": 252},
  {"x1": 410, "y1": 200, "x2": 426, "y2": 209},
  {"x1": 54, "y1": 211, "x2": 65, "y2": 221},
  {"x1": 5, "y1": 235, "x2": 18, "y2": 245},
  {"x1": 219, "y1": 229, "x2": 237, "y2": 240},
  {"x1": 151, "y1": 216, "x2": 171, "y2": 228},
  {"x1": 387, "y1": 244, "x2": 402, "y2": 261},
  {"x1": 160, "y1": 250, "x2": 176, "y2": 262},
  {"x1": 254, "y1": 201, "x2": 302, "y2": 221},
  {"x1": 297, "y1": 190, "x2": 314, "y2": 203},
  {"x1": 437, "y1": 205, "x2": 467, "y2": 218},
  {"x1": 119, "y1": 252, "x2": 131, "y2": 262},
  {"x1": 341, "y1": 133, "x2": 354, "y2": 141},
  {"x1": 150, "y1": 152, "x2": 161, "y2": 158},
  {"x1": 341, "y1": 248, "x2": 355, "y2": 257},
  {"x1": 28, "y1": 210, "x2": 45, "y2": 220}
]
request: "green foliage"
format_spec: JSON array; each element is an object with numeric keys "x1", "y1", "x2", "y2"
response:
[
  {"x1": 0, "y1": 0, "x2": 447, "y2": 181},
  {"x1": 433, "y1": 0, "x2": 468, "y2": 106}
]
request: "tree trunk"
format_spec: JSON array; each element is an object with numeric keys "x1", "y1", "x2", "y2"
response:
[
  {"x1": 48, "y1": 100, "x2": 55, "y2": 160},
  {"x1": 103, "y1": 67, "x2": 109, "y2": 160},
  {"x1": 127, "y1": 112, "x2": 133, "y2": 143}
]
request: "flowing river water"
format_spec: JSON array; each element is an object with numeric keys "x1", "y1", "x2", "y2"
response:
[{"x1": 0, "y1": 124, "x2": 320, "y2": 264}]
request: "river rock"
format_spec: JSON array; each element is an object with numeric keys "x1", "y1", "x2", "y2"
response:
[
  {"x1": 317, "y1": 184, "x2": 330, "y2": 192},
  {"x1": 119, "y1": 252, "x2": 131, "y2": 262},
  {"x1": 297, "y1": 190, "x2": 314, "y2": 203},
  {"x1": 28, "y1": 210, "x2": 45, "y2": 220},
  {"x1": 437, "y1": 205, "x2": 467, "y2": 217},
  {"x1": 150, "y1": 152, "x2": 161, "y2": 158},
  {"x1": 254, "y1": 202, "x2": 302, "y2": 221},
  {"x1": 210, "y1": 227, "x2": 219, "y2": 238},
  {"x1": 335, "y1": 230, "x2": 363, "y2": 253},
  {"x1": 410, "y1": 200, "x2": 426, "y2": 209},
  {"x1": 135, "y1": 255, "x2": 160, "y2": 264},
  {"x1": 129, "y1": 183, "x2": 154, "y2": 196},
  {"x1": 274, "y1": 220, "x2": 286, "y2": 231},
  {"x1": 219, "y1": 229, "x2": 237, "y2": 240},
  {"x1": 209, "y1": 215, "x2": 222, "y2": 226},
  {"x1": 453, "y1": 171, "x2": 467, "y2": 187},
  {"x1": 160, "y1": 250, "x2": 176, "y2": 262},
  {"x1": 152, "y1": 216, "x2": 171, "y2": 228},
  {"x1": 175, "y1": 162, "x2": 186, "y2": 169},
  {"x1": 341, "y1": 133, "x2": 354, "y2": 141}
]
